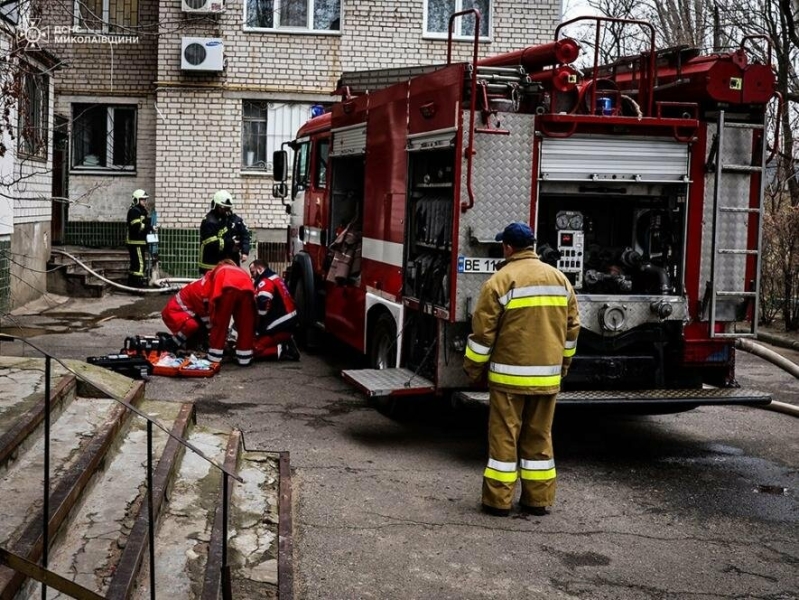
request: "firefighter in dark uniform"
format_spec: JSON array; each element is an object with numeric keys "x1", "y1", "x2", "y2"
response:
[
  {"x1": 464, "y1": 222, "x2": 580, "y2": 517},
  {"x1": 198, "y1": 190, "x2": 251, "y2": 274},
  {"x1": 126, "y1": 189, "x2": 152, "y2": 288}
]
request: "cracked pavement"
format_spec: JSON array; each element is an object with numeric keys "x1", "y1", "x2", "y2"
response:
[{"x1": 2, "y1": 293, "x2": 798, "y2": 599}]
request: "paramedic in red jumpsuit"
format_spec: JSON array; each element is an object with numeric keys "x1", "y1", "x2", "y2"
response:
[
  {"x1": 160, "y1": 275, "x2": 210, "y2": 349},
  {"x1": 206, "y1": 259, "x2": 256, "y2": 366},
  {"x1": 249, "y1": 260, "x2": 300, "y2": 361}
]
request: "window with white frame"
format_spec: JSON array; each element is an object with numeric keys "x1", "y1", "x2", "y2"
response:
[
  {"x1": 245, "y1": 0, "x2": 341, "y2": 32},
  {"x1": 241, "y1": 101, "x2": 319, "y2": 172},
  {"x1": 425, "y1": 0, "x2": 490, "y2": 39},
  {"x1": 17, "y1": 65, "x2": 49, "y2": 160},
  {"x1": 75, "y1": 0, "x2": 139, "y2": 33},
  {"x1": 242, "y1": 100, "x2": 269, "y2": 170},
  {"x1": 71, "y1": 104, "x2": 136, "y2": 170}
]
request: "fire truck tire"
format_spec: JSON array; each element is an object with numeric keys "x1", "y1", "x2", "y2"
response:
[
  {"x1": 290, "y1": 258, "x2": 320, "y2": 350},
  {"x1": 368, "y1": 313, "x2": 397, "y2": 371},
  {"x1": 367, "y1": 313, "x2": 402, "y2": 417}
]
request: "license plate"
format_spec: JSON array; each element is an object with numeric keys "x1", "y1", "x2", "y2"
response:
[{"x1": 457, "y1": 256, "x2": 501, "y2": 274}]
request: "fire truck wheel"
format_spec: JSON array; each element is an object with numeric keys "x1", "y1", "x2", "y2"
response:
[
  {"x1": 293, "y1": 273, "x2": 319, "y2": 350},
  {"x1": 368, "y1": 313, "x2": 397, "y2": 371}
]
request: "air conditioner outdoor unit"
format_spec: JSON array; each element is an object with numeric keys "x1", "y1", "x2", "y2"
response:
[
  {"x1": 181, "y1": 0, "x2": 224, "y2": 12},
  {"x1": 181, "y1": 37, "x2": 224, "y2": 72}
]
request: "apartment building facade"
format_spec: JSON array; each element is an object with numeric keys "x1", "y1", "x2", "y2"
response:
[
  {"x1": 43, "y1": 0, "x2": 560, "y2": 278},
  {"x1": 0, "y1": 4, "x2": 58, "y2": 311}
]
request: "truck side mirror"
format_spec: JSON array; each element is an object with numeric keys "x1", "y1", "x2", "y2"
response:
[{"x1": 273, "y1": 150, "x2": 288, "y2": 182}]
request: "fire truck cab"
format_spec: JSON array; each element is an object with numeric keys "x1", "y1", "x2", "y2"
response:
[{"x1": 274, "y1": 14, "x2": 775, "y2": 410}]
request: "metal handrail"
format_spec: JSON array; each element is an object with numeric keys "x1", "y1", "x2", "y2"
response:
[
  {"x1": 445, "y1": 7, "x2": 481, "y2": 213},
  {"x1": 0, "y1": 548, "x2": 104, "y2": 600},
  {"x1": 0, "y1": 333, "x2": 242, "y2": 600}
]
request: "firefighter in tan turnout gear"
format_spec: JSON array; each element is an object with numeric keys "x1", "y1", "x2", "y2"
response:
[
  {"x1": 464, "y1": 222, "x2": 580, "y2": 517},
  {"x1": 126, "y1": 189, "x2": 153, "y2": 288}
]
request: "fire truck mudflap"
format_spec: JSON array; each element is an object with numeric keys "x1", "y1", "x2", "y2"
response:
[{"x1": 455, "y1": 387, "x2": 772, "y2": 407}]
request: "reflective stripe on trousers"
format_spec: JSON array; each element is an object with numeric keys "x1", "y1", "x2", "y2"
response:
[{"x1": 482, "y1": 389, "x2": 558, "y2": 511}]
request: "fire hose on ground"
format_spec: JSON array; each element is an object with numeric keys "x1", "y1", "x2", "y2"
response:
[
  {"x1": 51, "y1": 249, "x2": 196, "y2": 294},
  {"x1": 735, "y1": 337, "x2": 799, "y2": 418}
]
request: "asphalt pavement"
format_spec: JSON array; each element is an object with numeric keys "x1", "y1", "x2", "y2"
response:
[{"x1": 1, "y1": 292, "x2": 797, "y2": 600}]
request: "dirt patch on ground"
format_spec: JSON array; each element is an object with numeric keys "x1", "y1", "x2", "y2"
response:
[{"x1": 105, "y1": 294, "x2": 170, "y2": 321}]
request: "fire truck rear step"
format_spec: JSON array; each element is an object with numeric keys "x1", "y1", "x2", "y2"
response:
[
  {"x1": 342, "y1": 368, "x2": 435, "y2": 397},
  {"x1": 454, "y1": 388, "x2": 771, "y2": 407}
]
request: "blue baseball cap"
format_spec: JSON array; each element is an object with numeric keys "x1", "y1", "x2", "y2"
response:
[{"x1": 495, "y1": 222, "x2": 535, "y2": 247}]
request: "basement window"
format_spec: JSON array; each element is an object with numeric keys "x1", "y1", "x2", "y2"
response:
[
  {"x1": 244, "y1": 0, "x2": 341, "y2": 33},
  {"x1": 71, "y1": 104, "x2": 136, "y2": 171}
]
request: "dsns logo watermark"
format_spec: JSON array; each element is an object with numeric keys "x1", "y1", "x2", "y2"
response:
[
  {"x1": 16, "y1": 18, "x2": 48, "y2": 50},
  {"x1": 17, "y1": 17, "x2": 139, "y2": 49}
]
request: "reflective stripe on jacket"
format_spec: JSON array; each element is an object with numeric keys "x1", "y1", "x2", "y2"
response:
[
  {"x1": 463, "y1": 249, "x2": 580, "y2": 395},
  {"x1": 199, "y1": 211, "x2": 228, "y2": 270}
]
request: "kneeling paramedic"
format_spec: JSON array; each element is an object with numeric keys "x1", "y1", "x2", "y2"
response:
[
  {"x1": 160, "y1": 275, "x2": 210, "y2": 350},
  {"x1": 249, "y1": 260, "x2": 300, "y2": 361},
  {"x1": 463, "y1": 222, "x2": 580, "y2": 517}
]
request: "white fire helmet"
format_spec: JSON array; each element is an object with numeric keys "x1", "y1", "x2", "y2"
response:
[{"x1": 212, "y1": 190, "x2": 234, "y2": 209}]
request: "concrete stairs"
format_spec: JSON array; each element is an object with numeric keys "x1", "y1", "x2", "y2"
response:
[
  {"x1": 0, "y1": 357, "x2": 284, "y2": 599},
  {"x1": 47, "y1": 248, "x2": 132, "y2": 298}
]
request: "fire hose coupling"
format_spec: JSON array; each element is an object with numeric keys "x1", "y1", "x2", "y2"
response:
[
  {"x1": 599, "y1": 303, "x2": 627, "y2": 332},
  {"x1": 650, "y1": 299, "x2": 674, "y2": 320}
]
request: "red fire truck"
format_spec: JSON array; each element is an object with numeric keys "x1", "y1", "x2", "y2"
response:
[{"x1": 273, "y1": 14, "x2": 776, "y2": 410}]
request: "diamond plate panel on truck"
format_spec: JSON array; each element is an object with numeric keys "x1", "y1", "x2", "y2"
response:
[
  {"x1": 455, "y1": 387, "x2": 771, "y2": 406},
  {"x1": 341, "y1": 368, "x2": 435, "y2": 397},
  {"x1": 578, "y1": 295, "x2": 688, "y2": 336},
  {"x1": 699, "y1": 124, "x2": 753, "y2": 299},
  {"x1": 539, "y1": 135, "x2": 689, "y2": 182},
  {"x1": 455, "y1": 111, "x2": 536, "y2": 322}
]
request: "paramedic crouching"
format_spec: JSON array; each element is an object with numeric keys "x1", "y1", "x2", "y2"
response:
[
  {"x1": 463, "y1": 222, "x2": 580, "y2": 517},
  {"x1": 249, "y1": 260, "x2": 300, "y2": 361}
]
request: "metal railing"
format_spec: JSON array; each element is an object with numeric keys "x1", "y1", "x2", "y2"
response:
[{"x1": 0, "y1": 333, "x2": 243, "y2": 600}]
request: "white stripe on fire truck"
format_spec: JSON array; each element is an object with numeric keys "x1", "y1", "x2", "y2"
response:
[{"x1": 362, "y1": 237, "x2": 404, "y2": 268}]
